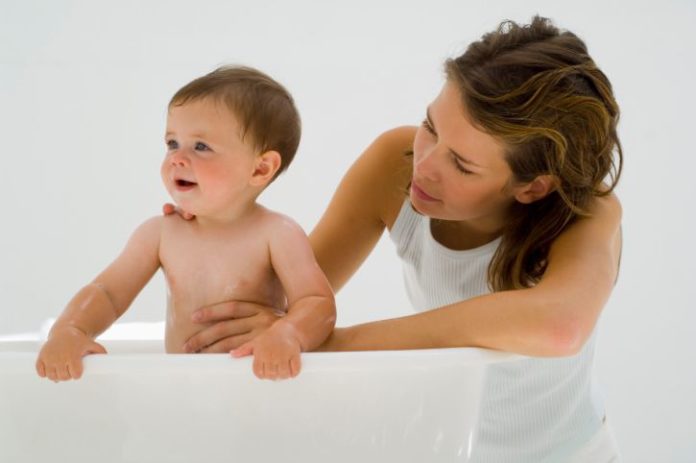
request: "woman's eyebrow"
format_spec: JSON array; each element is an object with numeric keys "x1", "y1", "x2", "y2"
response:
[{"x1": 426, "y1": 106, "x2": 483, "y2": 168}]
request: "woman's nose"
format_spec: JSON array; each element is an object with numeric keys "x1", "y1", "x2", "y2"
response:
[{"x1": 414, "y1": 146, "x2": 440, "y2": 181}]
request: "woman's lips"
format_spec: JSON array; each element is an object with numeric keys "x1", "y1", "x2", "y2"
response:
[{"x1": 411, "y1": 182, "x2": 439, "y2": 202}]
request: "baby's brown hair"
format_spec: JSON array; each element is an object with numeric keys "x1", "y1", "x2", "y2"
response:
[{"x1": 170, "y1": 66, "x2": 301, "y2": 180}]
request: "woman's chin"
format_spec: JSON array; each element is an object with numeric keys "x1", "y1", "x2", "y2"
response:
[{"x1": 409, "y1": 192, "x2": 435, "y2": 217}]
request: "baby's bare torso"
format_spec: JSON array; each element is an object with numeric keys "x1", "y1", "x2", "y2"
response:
[{"x1": 159, "y1": 213, "x2": 285, "y2": 353}]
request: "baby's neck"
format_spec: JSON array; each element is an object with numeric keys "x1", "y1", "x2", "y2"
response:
[{"x1": 194, "y1": 201, "x2": 262, "y2": 229}]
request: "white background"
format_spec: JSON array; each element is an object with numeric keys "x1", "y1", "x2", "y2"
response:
[{"x1": 1, "y1": 1, "x2": 694, "y2": 461}]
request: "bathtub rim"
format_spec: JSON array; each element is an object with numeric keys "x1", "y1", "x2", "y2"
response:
[{"x1": 0, "y1": 339, "x2": 523, "y2": 376}]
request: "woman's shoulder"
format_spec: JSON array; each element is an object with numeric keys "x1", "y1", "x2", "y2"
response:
[
  {"x1": 548, "y1": 191, "x2": 623, "y2": 267},
  {"x1": 585, "y1": 191, "x2": 623, "y2": 230},
  {"x1": 363, "y1": 126, "x2": 417, "y2": 186},
  {"x1": 373, "y1": 126, "x2": 418, "y2": 155},
  {"x1": 360, "y1": 126, "x2": 417, "y2": 225}
]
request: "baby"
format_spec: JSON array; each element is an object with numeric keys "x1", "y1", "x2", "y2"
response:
[{"x1": 36, "y1": 66, "x2": 336, "y2": 381}]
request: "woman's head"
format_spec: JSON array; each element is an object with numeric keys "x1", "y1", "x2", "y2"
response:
[{"x1": 425, "y1": 15, "x2": 623, "y2": 290}]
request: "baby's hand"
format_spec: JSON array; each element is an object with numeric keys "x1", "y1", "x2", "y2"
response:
[
  {"x1": 231, "y1": 320, "x2": 302, "y2": 380},
  {"x1": 35, "y1": 326, "x2": 107, "y2": 382}
]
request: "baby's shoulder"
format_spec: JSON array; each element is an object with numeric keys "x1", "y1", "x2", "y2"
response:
[
  {"x1": 136, "y1": 215, "x2": 165, "y2": 233},
  {"x1": 255, "y1": 206, "x2": 302, "y2": 227},
  {"x1": 158, "y1": 213, "x2": 197, "y2": 242},
  {"x1": 254, "y1": 206, "x2": 306, "y2": 238},
  {"x1": 123, "y1": 215, "x2": 164, "y2": 249}
]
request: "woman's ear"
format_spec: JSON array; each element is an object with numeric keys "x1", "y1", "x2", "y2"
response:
[
  {"x1": 250, "y1": 150, "x2": 282, "y2": 187},
  {"x1": 514, "y1": 175, "x2": 557, "y2": 204}
]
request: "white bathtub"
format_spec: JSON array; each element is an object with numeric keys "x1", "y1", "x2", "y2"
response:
[{"x1": 0, "y1": 333, "x2": 518, "y2": 463}]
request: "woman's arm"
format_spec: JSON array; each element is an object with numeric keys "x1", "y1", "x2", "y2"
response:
[
  {"x1": 187, "y1": 125, "x2": 622, "y2": 357},
  {"x1": 318, "y1": 193, "x2": 623, "y2": 356},
  {"x1": 183, "y1": 127, "x2": 416, "y2": 352},
  {"x1": 309, "y1": 126, "x2": 416, "y2": 291}
]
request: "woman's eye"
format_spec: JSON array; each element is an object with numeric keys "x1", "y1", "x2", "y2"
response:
[
  {"x1": 421, "y1": 118, "x2": 436, "y2": 136},
  {"x1": 452, "y1": 155, "x2": 473, "y2": 174},
  {"x1": 166, "y1": 140, "x2": 178, "y2": 150},
  {"x1": 194, "y1": 142, "x2": 210, "y2": 151}
]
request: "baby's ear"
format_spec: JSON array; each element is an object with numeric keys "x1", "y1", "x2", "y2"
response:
[
  {"x1": 513, "y1": 174, "x2": 557, "y2": 204},
  {"x1": 250, "y1": 150, "x2": 282, "y2": 186}
]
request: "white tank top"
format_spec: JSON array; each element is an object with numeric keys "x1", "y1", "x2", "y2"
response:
[{"x1": 390, "y1": 200, "x2": 605, "y2": 462}]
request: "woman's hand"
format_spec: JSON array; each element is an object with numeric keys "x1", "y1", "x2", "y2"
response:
[
  {"x1": 183, "y1": 301, "x2": 283, "y2": 353},
  {"x1": 162, "y1": 203, "x2": 195, "y2": 220}
]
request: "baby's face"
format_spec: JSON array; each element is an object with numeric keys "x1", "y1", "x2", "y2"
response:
[{"x1": 162, "y1": 99, "x2": 258, "y2": 217}]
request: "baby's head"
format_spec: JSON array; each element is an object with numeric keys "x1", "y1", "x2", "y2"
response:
[
  {"x1": 163, "y1": 66, "x2": 300, "y2": 218},
  {"x1": 169, "y1": 66, "x2": 301, "y2": 180}
]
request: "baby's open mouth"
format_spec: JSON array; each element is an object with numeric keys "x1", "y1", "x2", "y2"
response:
[{"x1": 176, "y1": 179, "x2": 197, "y2": 187}]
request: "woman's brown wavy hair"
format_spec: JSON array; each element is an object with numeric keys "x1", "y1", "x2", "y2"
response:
[{"x1": 445, "y1": 16, "x2": 622, "y2": 291}]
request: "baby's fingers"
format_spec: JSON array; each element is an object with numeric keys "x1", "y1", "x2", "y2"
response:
[
  {"x1": 84, "y1": 341, "x2": 107, "y2": 356},
  {"x1": 45, "y1": 365, "x2": 58, "y2": 382},
  {"x1": 252, "y1": 355, "x2": 265, "y2": 379},
  {"x1": 279, "y1": 355, "x2": 301, "y2": 379},
  {"x1": 289, "y1": 354, "x2": 301, "y2": 378},
  {"x1": 70, "y1": 341, "x2": 106, "y2": 379},
  {"x1": 262, "y1": 358, "x2": 298, "y2": 381},
  {"x1": 36, "y1": 358, "x2": 46, "y2": 378},
  {"x1": 44, "y1": 363, "x2": 69, "y2": 382},
  {"x1": 67, "y1": 357, "x2": 84, "y2": 380}
]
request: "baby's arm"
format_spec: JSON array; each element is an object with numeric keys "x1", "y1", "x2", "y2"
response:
[
  {"x1": 36, "y1": 217, "x2": 162, "y2": 381},
  {"x1": 233, "y1": 216, "x2": 336, "y2": 379}
]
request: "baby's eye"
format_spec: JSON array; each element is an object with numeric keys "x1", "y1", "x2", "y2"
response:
[
  {"x1": 194, "y1": 142, "x2": 210, "y2": 151},
  {"x1": 166, "y1": 140, "x2": 178, "y2": 150}
]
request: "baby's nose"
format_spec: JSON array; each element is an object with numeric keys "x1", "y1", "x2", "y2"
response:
[{"x1": 169, "y1": 150, "x2": 189, "y2": 167}]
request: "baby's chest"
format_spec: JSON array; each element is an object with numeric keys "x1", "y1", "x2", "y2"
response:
[{"x1": 160, "y1": 237, "x2": 275, "y2": 301}]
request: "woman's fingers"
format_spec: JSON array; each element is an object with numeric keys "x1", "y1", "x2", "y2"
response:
[
  {"x1": 185, "y1": 301, "x2": 281, "y2": 353},
  {"x1": 231, "y1": 341, "x2": 254, "y2": 358},
  {"x1": 162, "y1": 203, "x2": 176, "y2": 215},
  {"x1": 192, "y1": 301, "x2": 265, "y2": 323},
  {"x1": 184, "y1": 318, "x2": 254, "y2": 353},
  {"x1": 162, "y1": 203, "x2": 195, "y2": 220},
  {"x1": 199, "y1": 332, "x2": 255, "y2": 354}
]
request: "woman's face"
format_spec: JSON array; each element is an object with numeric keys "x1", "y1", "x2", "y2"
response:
[{"x1": 410, "y1": 80, "x2": 518, "y2": 235}]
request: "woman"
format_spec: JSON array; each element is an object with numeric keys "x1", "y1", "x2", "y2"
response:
[{"x1": 174, "y1": 15, "x2": 623, "y2": 462}]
